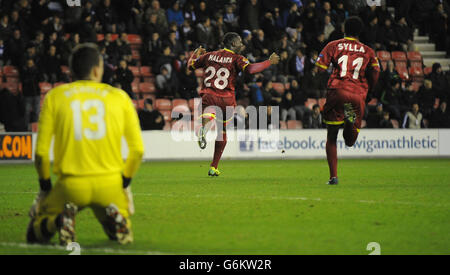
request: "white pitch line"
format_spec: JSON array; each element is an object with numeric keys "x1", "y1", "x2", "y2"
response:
[
  {"x1": 0, "y1": 242, "x2": 168, "y2": 255},
  {"x1": 1, "y1": 191, "x2": 448, "y2": 207}
]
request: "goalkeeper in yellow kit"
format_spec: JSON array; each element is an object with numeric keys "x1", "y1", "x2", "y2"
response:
[{"x1": 26, "y1": 44, "x2": 144, "y2": 245}]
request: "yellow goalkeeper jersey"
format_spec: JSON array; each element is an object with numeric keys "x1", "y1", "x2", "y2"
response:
[{"x1": 35, "y1": 80, "x2": 144, "y2": 178}]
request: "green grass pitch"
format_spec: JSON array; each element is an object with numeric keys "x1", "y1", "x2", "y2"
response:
[{"x1": 0, "y1": 159, "x2": 449, "y2": 255}]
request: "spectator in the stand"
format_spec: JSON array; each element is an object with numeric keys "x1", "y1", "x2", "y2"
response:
[
  {"x1": 328, "y1": 22, "x2": 344, "y2": 43},
  {"x1": 144, "y1": 32, "x2": 163, "y2": 64},
  {"x1": 289, "y1": 79, "x2": 310, "y2": 123},
  {"x1": 274, "y1": 50, "x2": 290, "y2": 84},
  {"x1": 21, "y1": 59, "x2": 41, "y2": 129},
  {"x1": 262, "y1": 79, "x2": 282, "y2": 106},
  {"x1": 224, "y1": 5, "x2": 239, "y2": 32},
  {"x1": 196, "y1": 1, "x2": 209, "y2": 23},
  {"x1": 114, "y1": 60, "x2": 135, "y2": 99},
  {"x1": 379, "y1": 18, "x2": 400, "y2": 51},
  {"x1": 418, "y1": 79, "x2": 437, "y2": 119},
  {"x1": 379, "y1": 111, "x2": 394, "y2": 128},
  {"x1": 242, "y1": 30, "x2": 256, "y2": 62},
  {"x1": 165, "y1": 31, "x2": 184, "y2": 57},
  {"x1": 100, "y1": 33, "x2": 118, "y2": 65},
  {"x1": 6, "y1": 29, "x2": 26, "y2": 66},
  {"x1": 310, "y1": 33, "x2": 327, "y2": 54},
  {"x1": 116, "y1": 33, "x2": 133, "y2": 65},
  {"x1": 380, "y1": 78, "x2": 403, "y2": 120},
  {"x1": 431, "y1": 3, "x2": 448, "y2": 52},
  {"x1": 366, "y1": 103, "x2": 384, "y2": 128},
  {"x1": 302, "y1": 65, "x2": 326, "y2": 98},
  {"x1": 9, "y1": 10, "x2": 25, "y2": 36},
  {"x1": 167, "y1": 1, "x2": 184, "y2": 27},
  {"x1": 252, "y1": 29, "x2": 270, "y2": 59},
  {"x1": 213, "y1": 14, "x2": 228, "y2": 47},
  {"x1": 333, "y1": 1, "x2": 348, "y2": 25},
  {"x1": 138, "y1": 99, "x2": 165, "y2": 130},
  {"x1": 0, "y1": 87, "x2": 26, "y2": 132},
  {"x1": 146, "y1": 0, "x2": 168, "y2": 31},
  {"x1": 287, "y1": 2, "x2": 302, "y2": 29},
  {"x1": 156, "y1": 64, "x2": 178, "y2": 98},
  {"x1": 196, "y1": 17, "x2": 215, "y2": 50},
  {"x1": 261, "y1": 11, "x2": 277, "y2": 41},
  {"x1": 289, "y1": 48, "x2": 307, "y2": 79},
  {"x1": 242, "y1": 0, "x2": 260, "y2": 31},
  {"x1": 97, "y1": 0, "x2": 121, "y2": 33},
  {"x1": 430, "y1": 63, "x2": 449, "y2": 102},
  {"x1": 183, "y1": 2, "x2": 197, "y2": 23},
  {"x1": 0, "y1": 14, "x2": 12, "y2": 39},
  {"x1": 402, "y1": 81, "x2": 420, "y2": 109},
  {"x1": 402, "y1": 103, "x2": 424, "y2": 129},
  {"x1": 430, "y1": 101, "x2": 450, "y2": 128},
  {"x1": 306, "y1": 104, "x2": 323, "y2": 129},
  {"x1": 362, "y1": 15, "x2": 382, "y2": 51},
  {"x1": 380, "y1": 61, "x2": 400, "y2": 91},
  {"x1": 280, "y1": 88, "x2": 297, "y2": 121},
  {"x1": 153, "y1": 45, "x2": 174, "y2": 75},
  {"x1": 0, "y1": 38, "x2": 6, "y2": 66},
  {"x1": 42, "y1": 45, "x2": 62, "y2": 83},
  {"x1": 323, "y1": 15, "x2": 335, "y2": 41},
  {"x1": 178, "y1": 64, "x2": 198, "y2": 99},
  {"x1": 395, "y1": 17, "x2": 414, "y2": 52}
]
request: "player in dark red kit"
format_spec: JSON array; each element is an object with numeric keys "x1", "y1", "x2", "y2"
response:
[
  {"x1": 315, "y1": 17, "x2": 380, "y2": 185},
  {"x1": 188, "y1": 32, "x2": 280, "y2": 176}
]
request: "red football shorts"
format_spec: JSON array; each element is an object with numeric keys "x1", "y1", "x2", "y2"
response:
[
  {"x1": 323, "y1": 88, "x2": 366, "y2": 130},
  {"x1": 201, "y1": 92, "x2": 236, "y2": 123}
]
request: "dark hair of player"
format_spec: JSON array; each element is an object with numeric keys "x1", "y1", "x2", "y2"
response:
[
  {"x1": 69, "y1": 43, "x2": 102, "y2": 80},
  {"x1": 222, "y1": 32, "x2": 241, "y2": 49},
  {"x1": 344, "y1": 16, "x2": 364, "y2": 38}
]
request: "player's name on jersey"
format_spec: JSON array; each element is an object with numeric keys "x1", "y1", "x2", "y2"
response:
[
  {"x1": 208, "y1": 55, "x2": 233, "y2": 64},
  {"x1": 337, "y1": 43, "x2": 366, "y2": 53}
]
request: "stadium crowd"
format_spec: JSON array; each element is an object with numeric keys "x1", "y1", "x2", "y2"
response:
[{"x1": 0, "y1": 0, "x2": 450, "y2": 132}]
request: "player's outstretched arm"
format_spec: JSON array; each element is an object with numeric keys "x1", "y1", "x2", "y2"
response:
[
  {"x1": 188, "y1": 46, "x2": 207, "y2": 71},
  {"x1": 245, "y1": 53, "x2": 280, "y2": 74}
]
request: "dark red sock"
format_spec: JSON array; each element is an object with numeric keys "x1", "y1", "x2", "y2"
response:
[
  {"x1": 326, "y1": 139, "x2": 337, "y2": 179},
  {"x1": 211, "y1": 132, "x2": 227, "y2": 169},
  {"x1": 343, "y1": 123, "x2": 359, "y2": 147}
]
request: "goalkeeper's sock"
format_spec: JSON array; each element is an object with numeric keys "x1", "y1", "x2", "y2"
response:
[
  {"x1": 326, "y1": 138, "x2": 338, "y2": 179},
  {"x1": 343, "y1": 123, "x2": 359, "y2": 147},
  {"x1": 211, "y1": 132, "x2": 227, "y2": 169}
]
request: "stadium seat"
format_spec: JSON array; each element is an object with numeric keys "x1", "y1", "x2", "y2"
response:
[
  {"x1": 6, "y1": 77, "x2": 19, "y2": 83},
  {"x1": 111, "y1": 34, "x2": 119, "y2": 41},
  {"x1": 39, "y1": 82, "x2": 53, "y2": 94},
  {"x1": 424, "y1": 67, "x2": 433, "y2": 76},
  {"x1": 395, "y1": 66, "x2": 409, "y2": 80},
  {"x1": 155, "y1": 99, "x2": 172, "y2": 111},
  {"x1": 139, "y1": 82, "x2": 155, "y2": 94},
  {"x1": 2, "y1": 82, "x2": 18, "y2": 93},
  {"x1": 160, "y1": 110, "x2": 172, "y2": 121},
  {"x1": 409, "y1": 67, "x2": 424, "y2": 81},
  {"x1": 407, "y1": 51, "x2": 422, "y2": 62},
  {"x1": 391, "y1": 51, "x2": 407, "y2": 62},
  {"x1": 132, "y1": 82, "x2": 140, "y2": 94},
  {"x1": 96, "y1": 34, "x2": 104, "y2": 41},
  {"x1": 305, "y1": 98, "x2": 318, "y2": 110},
  {"x1": 377, "y1": 51, "x2": 391, "y2": 61},
  {"x1": 272, "y1": 82, "x2": 285, "y2": 94},
  {"x1": 409, "y1": 61, "x2": 423, "y2": 68},
  {"x1": 61, "y1": 66, "x2": 71, "y2": 77},
  {"x1": 172, "y1": 99, "x2": 188, "y2": 107},
  {"x1": 391, "y1": 119, "x2": 399, "y2": 129},
  {"x1": 287, "y1": 120, "x2": 303, "y2": 129},
  {"x1": 131, "y1": 50, "x2": 140, "y2": 60},
  {"x1": 128, "y1": 34, "x2": 142, "y2": 45},
  {"x1": 188, "y1": 98, "x2": 201, "y2": 112},
  {"x1": 140, "y1": 66, "x2": 153, "y2": 77},
  {"x1": 2, "y1": 66, "x2": 19, "y2": 77},
  {"x1": 280, "y1": 121, "x2": 287, "y2": 129},
  {"x1": 129, "y1": 66, "x2": 140, "y2": 77}
]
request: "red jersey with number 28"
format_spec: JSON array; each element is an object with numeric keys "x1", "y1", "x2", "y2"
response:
[
  {"x1": 316, "y1": 37, "x2": 380, "y2": 95},
  {"x1": 191, "y1": 48, "x2": 250, "y2": 98}
]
